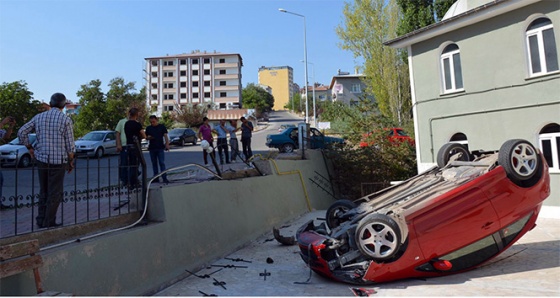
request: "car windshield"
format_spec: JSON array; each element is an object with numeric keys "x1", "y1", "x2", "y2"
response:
[
  {"x1": 81, "y1": 132, "x2": 105, "y2": 141},
  {"x1": 9, "y1": 134, "x2": 36, "y2": 145},
  {"x1": 169, "y1": 129, "x2": 186, "y2": 137}
]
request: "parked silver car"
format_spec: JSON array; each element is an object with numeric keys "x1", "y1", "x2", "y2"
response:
[
  {"x1": 75, "y1": 130, "x2": 118, "y2": 158},
  {"x1": 0, "y1": 134, "x2": 37, "y2": 167}
]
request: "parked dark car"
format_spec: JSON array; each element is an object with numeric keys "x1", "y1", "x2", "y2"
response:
[
  {"x1": 296, "y1": 139, "x2": 550, "y2": 285},
  {"x1": 266, "y1": 127, "x2": 344, "y2": 153},
  {"x1": 168, "y1": 128, "x2": 197, "y2": 146}
]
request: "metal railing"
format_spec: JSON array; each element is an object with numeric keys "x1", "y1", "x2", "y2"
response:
[{"x1": 0, "y1": 151, "x2": 146, "y2": 239}]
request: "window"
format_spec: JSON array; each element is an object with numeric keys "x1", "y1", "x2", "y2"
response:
[
  {"x1": 441, "y1": 43, "x2": 463, "y2": 93},
  {"x1": 151, "y1": 60, "x2": 158, "y2": 66},
  {"x1": 163, "y1": 60, "x2": 174, "y2": 66},
  {"x1": 204, "y1": 58, "x2": 210, "y2": 64},
  {"x1": 220, "y1": 92, "x2": 227, "y2": 97},
  {"x1": 526, "y1": 17, "x2": 559, "y2": 76},
  {"x1": 192, "y1": 59, "x2": 199, "y2": 64},
  {"x1": 204, "y1": 81, "x2": 210, "y2": 87},
  {"x1": 164, "y1": 72, "x2": 174, "y2": 77},
  {"x1": 151, "y1": 83, "x2": 157, "y2": 89},
  {"x1": 351, "y1": 83, "x2": 361, "y2": 93},
  {"x1": 180, "y1": 82, "x2": 186, "y2": 88},
  {"x1": 219, "y1": 58, "x2": 225, "y2": 63},
  {"x1": 204, "y1": 69, "x2": 210, "y2": 75},
  {"x1": 152, "y1": 72, "x2": 157, "y2": 77},
  {"x1": 164, "y1": 83, "x2": 174, "y2": 89},
  {"x1": 181, "y1": 93, "x2": 187, "y2": 99},
  {"x1": 219, "y1": 70, "x2": 226, "y2": 75},
  {"x1": 180, "y1": 70, "x2": 186, "y2": 76},
  {"x1": 163, "y1": 105, "x2": 174, "y2": 111},
  {"x1": 193, "y1": 92, "x2": 199, "y2": 98},
  {"x1": 220, "y1": 81, "x2": 226, "y2": 86},
  {"x1": 193, "y1": 70, "x2": 199, "y2": 76},
  {"x1": 180, "y1": 59, "x2": 186, "y2": 65},
  {"x1": 204, "y1": 92, "x2": 211, "y2": 98},
  {"x1": 539, "y1": 123, "x2": 560, "y2": 173},
  {"x1": 193, "y1": 81, "x2": 199, "y2": 87},
  {"x1": 164, "y1": 94, "x2": 174, "y2": 100},
  {"x1": 219, "y1": 103, "x2": 226, "y2": 109},
  {"x1": 151, "y1": 95, "x2": 157, "y2": 100}
]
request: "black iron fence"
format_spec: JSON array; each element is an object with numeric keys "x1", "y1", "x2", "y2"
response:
[{"x1": 0, "y1": 152, "x2": 146, "y2": 239}]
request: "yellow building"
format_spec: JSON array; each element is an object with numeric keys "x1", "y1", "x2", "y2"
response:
[{"x1": 258, "y1": 66, "x2": 293, "y2": 110}]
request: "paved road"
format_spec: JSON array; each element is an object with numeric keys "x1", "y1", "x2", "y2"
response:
[{"x1": 1, "y1": 111, "x2": 303, "y2": 203}]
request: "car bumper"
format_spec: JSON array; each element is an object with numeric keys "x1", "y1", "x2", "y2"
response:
[{"x1": 75, "y1": 149, "x2": 95, "y2": 156}]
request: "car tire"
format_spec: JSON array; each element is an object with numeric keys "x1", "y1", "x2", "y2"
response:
[
  {"x1": 355, "y1": 213, "x2": 402, "y2": 261},
  {"x1": 180, "y1": 139, "x2": 185, "y2": 147},
  {"x1": 18, "y1": 154, "x2": 31, "y2": 168},
  {"x1": 192, "y1": 138, "x2": 197, "y2": 145},
  {"x1": 498, "y1": 139, "x2": 542, "y2": 188},
  {"x1": 95, "y1": 148, "x2": 104, "y2": 159},
  {"x1": 326, "y1": 199, "x2": 358, "y2": 229},
  {"x1": 436, "y1": 142, "x2": 470, "y2": 167},
  {"x1": 282, "y1": 143, "x2": 295, "y2": 153}
]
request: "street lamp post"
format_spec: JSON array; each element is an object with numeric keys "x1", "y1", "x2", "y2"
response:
[
  {"x1": 302, "y1": 60, "x2": 317, "y2": 127},
  {"x1": 279, "y1": 8, "x2": 309, "y2": 124}
]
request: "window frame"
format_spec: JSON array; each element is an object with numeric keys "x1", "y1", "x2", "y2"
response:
[
  {"x1": 526, "y1": 17, "x2": 559, "y2": 77},
  {"x1": 440, "y1": 43, "x2": 464, "y2": 94},
  {"x1": 539, "y1": 132, "x2": 560, "y2": 173}
]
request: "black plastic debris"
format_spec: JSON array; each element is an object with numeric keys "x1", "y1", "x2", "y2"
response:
[{"x1": 266, "y1": 257, "x2": 274, "y2": 264}]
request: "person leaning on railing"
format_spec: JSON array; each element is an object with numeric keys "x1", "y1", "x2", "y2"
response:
[{"x1": 17, "y1": 93, "x2": 75, "y2": 229}]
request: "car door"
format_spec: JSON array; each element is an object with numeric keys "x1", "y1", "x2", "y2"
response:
[
  {"x1": 104, "y1": 132, "x2": 117, "y2": 155},
  {"x1": 309, "y1": 128, "x2": 325, "y2": 149}
]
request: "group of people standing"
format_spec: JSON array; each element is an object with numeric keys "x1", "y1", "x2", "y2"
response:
[
  {"x1": 1, "y1": 97, "x2": 256, "y2": 229},
  {"x1": 198, "y1": 116, "x2": 254, "y2": 165}
]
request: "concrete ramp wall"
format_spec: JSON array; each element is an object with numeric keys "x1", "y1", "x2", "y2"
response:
[{"x1": 0, "y1": 151, "x2": 336, "y2": 296}]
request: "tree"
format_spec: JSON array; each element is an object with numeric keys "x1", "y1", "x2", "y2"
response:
[
  {"x1": 284, "y1": 92, "x2": 303, "y2": 113},
  {"x1": 174, "y1": 103, "x2": 210, "y2": 128},
  {"x1": 74, "y1": 80, "x2": 106, "y2": 137},
  {"x1": 106, "y1": 77, "x2": 147, "y2": 128},
  {"x1": 336, "y1": 0, "x2": 411, "y2": 125},
  {"x1": 0, "y1": 81, "x2": 43, "y2": 136},
  {"x1": 242, "y1": 83, "x2": 274, "y2": 114}
]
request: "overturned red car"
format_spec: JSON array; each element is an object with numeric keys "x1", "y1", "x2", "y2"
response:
[{"x1": 296, "y1": 139, "x2": 550, "y2": 284}]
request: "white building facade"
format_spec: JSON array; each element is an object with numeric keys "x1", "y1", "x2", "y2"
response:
[{"x1": 145, "y1": 51, "x2": 243, "y2": 115}]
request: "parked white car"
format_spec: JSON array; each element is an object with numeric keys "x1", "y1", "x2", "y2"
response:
[
  {"x1": 0, "y1": 134, "x2": 37, "y2": 167},
  {"x1": 75, "y1": 130, "x2": 118, "y2": 158}
]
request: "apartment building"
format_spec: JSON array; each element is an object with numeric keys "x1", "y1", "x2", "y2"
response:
[
  {"x1": 145, "y1": 51, "x2": 243, "y2": 115},
  {"x1": 258, "y1": 66, "x2": 293, "y2": 110}
]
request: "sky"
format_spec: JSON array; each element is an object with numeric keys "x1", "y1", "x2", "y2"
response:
[{"x1": 0, "y1": 0, "x2": 362, "y2": 103}]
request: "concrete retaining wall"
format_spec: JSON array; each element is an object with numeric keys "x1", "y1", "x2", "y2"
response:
[{"x1": 0, "y1": 151, "x2": 336, "y2": 296}]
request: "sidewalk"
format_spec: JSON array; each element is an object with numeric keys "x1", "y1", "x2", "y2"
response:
[{"x1": 154, "y1": 206, "x2": 560, "y2": 296}]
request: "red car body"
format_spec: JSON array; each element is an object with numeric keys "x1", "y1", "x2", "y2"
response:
[
  {"x1": 296, "y1": 139, "x2": 550, "y2": 284},
  {"x1": 359, "y1": 128, "x2": 414, "y2": 148}
]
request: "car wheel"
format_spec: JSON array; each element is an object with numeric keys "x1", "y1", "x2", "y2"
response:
[
  {"x1": 282, "y1": 143, "x2": 295, "y2": 153},
  {"x1": 355, "y1": 213, "x2": 402, "y2": 261},
  {"x1": 436, "y1": 143, "x2": 470, "y2": 167},
  {"x1": 498, "y1": 139, "x2": 542, "y2": 187},
  {"x1": 180, "y1": 139, "x2": 185, "y2": 147},
  {"x1": 192, "y1": 138, "x2": 197, "y2": 145},
  {"x1": 326, "y1": 200, "x2": 358, "y2": 229},
  {"x1": 95, "y1": 148, "x2": 104, "y2": 159},
  {"x1": 18, "y1": 154, "x2": 31, "y2": 168}
]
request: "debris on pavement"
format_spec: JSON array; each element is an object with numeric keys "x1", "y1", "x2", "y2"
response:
[{"x1": 273, "y1": 227, "x2": 296, "y2": 245}]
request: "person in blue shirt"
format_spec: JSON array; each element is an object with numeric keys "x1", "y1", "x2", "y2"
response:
[{"x1": 213, "y1": 119, "x2": 230, "y2": 164}]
